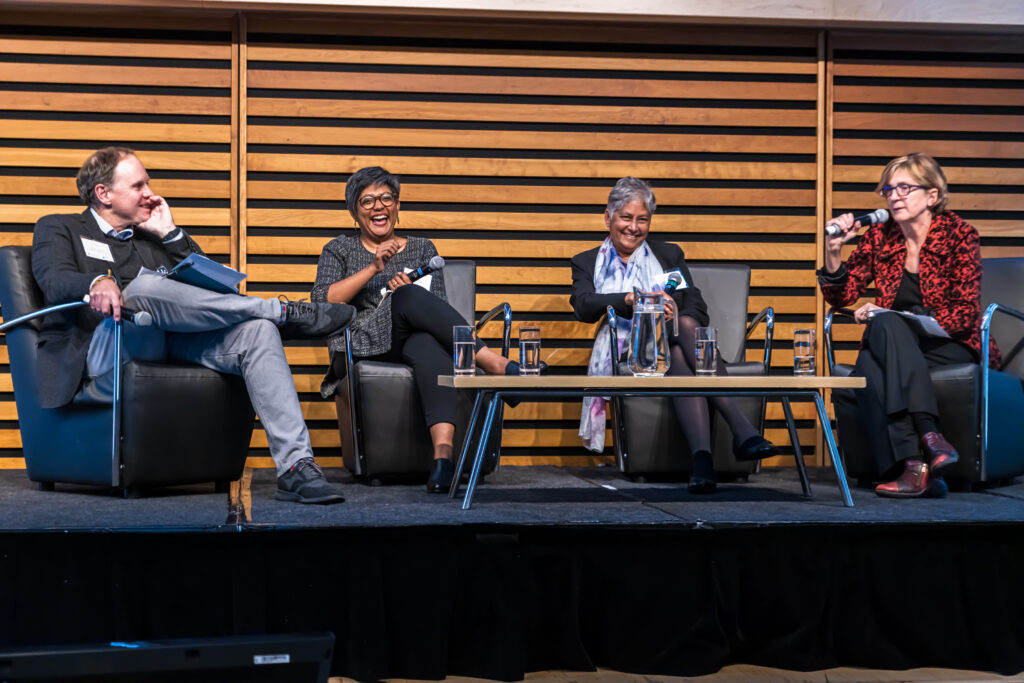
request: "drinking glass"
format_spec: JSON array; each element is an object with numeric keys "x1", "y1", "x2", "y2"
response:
[
  {"x1": 453, "y1": 325, "x2": 476, "y2": 375},
  {"x1": 694, "y1": 327, "x2": 718, "y2": 376},
  {"x1": 518, "y1": 326, "x2": 542, "y2": 375},
  {"x1": 793, "y1": 328, "x2": 816, "y2": 376}
]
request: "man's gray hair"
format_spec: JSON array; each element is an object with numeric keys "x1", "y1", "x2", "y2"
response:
[{"x1": 606, "y1": 176, "x2": 656, "y2": 215}]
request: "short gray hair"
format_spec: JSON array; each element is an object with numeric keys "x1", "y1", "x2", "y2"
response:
[
  {"x1": 607, "y1": 176, "x2": 656, "y2": 216},
  {"x1": 77, "y1": 146, "x2": 136, "y2": 206}
]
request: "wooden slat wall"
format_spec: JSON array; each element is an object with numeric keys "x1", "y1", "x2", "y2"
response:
[
  {"x1": 241, "y1": 15, "x2": 821, "y2": 466},
  {"x1": 1, "y1": 10, "x2": 1021, "y2": 471},
  {"x1": 828, "y1": 32, "x2": 1024, "y2": 375},
  {"x1": 0, "y1": 12, "x2": 235, "y2": 462}
]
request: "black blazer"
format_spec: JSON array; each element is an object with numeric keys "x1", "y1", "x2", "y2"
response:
[
  {"x1": 569, "y1": 238, "x2": 709, "y2": 326},
  {"x1": 30, "y1": 210, "x2": 200, "y2": 408}
]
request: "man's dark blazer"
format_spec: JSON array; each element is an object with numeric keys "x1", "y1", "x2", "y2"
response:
[
  {"x1": 30, "y1": 209, "x2": 199, "y2": 409},
  {"x1": 569, "y1": 237, "x2": 710, "y2": 326}
]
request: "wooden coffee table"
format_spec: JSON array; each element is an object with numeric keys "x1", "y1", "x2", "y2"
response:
[{"x1": 438, "y1": 375, "x2": 866, "y2": 510}]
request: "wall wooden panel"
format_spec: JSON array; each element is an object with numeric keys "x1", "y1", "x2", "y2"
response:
[
  {"x1": 242, "y1": 14, "x2": 821, "y2": 466},
  {"x1": 1, "y1": 9, "x2": 1021, "y2": 473},
  {"x1": 0, "y1": 12, "x2": 235, "y2": 467}
]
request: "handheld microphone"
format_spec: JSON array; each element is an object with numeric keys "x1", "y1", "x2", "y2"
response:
[
  {"x1": 408, "y1": 255, "x2": 445, "y2": 283},
  {"x1": 82, "y1": 295, "x2": 152, "y2": 326},
  {"x1": 663, "y1": 270, "x2": 685, "y2": 294},
  {"x1": 825, "y1": 209, "x2": 889, "y2": 237}
]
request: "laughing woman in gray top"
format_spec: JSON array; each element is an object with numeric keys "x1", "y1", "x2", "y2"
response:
[{"x1": 312, "y1": 166, "x2": 515, "y2": 493}]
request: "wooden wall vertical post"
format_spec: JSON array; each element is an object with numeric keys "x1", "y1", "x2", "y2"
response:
[
  {"x1": 236, "y1": 11, "x2": 248, "y2": 291},
  {"x1": 819, "y1": 29, "x2": 836, "y2": 467},
  {"x1": 814, "y1": 29, "x2": 828, "y2": 465}
]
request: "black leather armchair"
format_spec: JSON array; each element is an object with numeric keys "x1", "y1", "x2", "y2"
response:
[
  {"x1": 825, "y1": 257, "x2": 1024, "y2": 487},
  {"x1": 0, "y1": 246, "x2": 253, "y2": 495},
  {"x1": 334, "y1": 260, "x2": 511, "y2": 483},
  {"x1": 607, "y1": 263, "x2": 775, "y2": 479}
]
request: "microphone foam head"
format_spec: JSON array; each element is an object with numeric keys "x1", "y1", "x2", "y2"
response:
[
  {"x1": 134, "y1": 311, "x2": 153, "y2": 327},
  {"x1": 428, "y1": 255, "x2": 445, "y2": 269},
  {"x1": 666, "y1": 271, "x2": 684, "y2": 287},
  {"x1": 873, "y1": 209, "x2": 890, "y2": 224}
]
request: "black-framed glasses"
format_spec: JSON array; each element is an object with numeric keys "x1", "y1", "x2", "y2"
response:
[
  {"x1": 880, "y1": 183, "x2": 926, "y2": 198},
  {"x1": 358, "y1": 192, "x2": 397, "y2": 209}
]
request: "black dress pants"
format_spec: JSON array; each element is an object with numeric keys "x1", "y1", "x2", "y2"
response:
[
  {"x1": 333, "y1": 285, "x2": 479, "y2": 428},
  {"x1": 834, "y1": 312, "x2": 976, "y2": 479}
]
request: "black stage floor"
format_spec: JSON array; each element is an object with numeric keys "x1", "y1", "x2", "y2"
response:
[
  {"x1": 3, "y1": 466, "x2": 1024, "y2": 682},
  {"x1": 2, "y1": 465, "x2": 1024, "y2": 531}
]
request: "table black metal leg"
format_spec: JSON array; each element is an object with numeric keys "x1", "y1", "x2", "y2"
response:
[
  {"x1": 781, "y1": 396, "x2": 811, "y2": 497},
  {"x1": 813, "y1": 392, "x2": 854, "y2": 507},
  {"x1": 449, "y1": 390, "x2": 485, "y2": 499},
  {"x1": 462, "y1": 391, "x2": 502, "y2": 510}
]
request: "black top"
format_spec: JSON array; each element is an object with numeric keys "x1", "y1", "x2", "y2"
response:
[
  {"x1": 891, "y1": 269, "x2": 923, "y2": 312},
  {"x1": 569, "y1": 238, "x2": 709, "y2": 326}
]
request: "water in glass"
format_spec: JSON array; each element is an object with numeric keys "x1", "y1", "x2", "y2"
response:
[
  {"x1": 453, "y1": 326, "x2": 476, "y2": 375},
  {"x1": 793, "y1": 328, "x2": 816, "y2": 375},
  {"x1": 518, "y1": 326, "x2": 542, "y2": 375},
  {"x1": 695, "y1": 327, "x2": 717, "y2": 375}
]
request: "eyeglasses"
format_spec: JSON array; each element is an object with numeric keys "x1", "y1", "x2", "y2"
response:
[
  {"x1": 358, "y1": 192, "x2": 397, "y2": 209},
  {"x1": 880, "y1": 183, "x2": 926, "y2": 198}
]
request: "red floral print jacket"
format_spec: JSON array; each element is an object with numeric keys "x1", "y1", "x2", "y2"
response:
[{"x1": 818, "y1": 211, "x2": 1001, "y2": 369}]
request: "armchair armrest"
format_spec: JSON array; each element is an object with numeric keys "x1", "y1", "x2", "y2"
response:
[
  {"x1": 824, "y1": 307, "x2": 856, "y2": 375},
  {"x1": 744, "y1": 306, "x2": 774, "y2": 376},
  {"x1": 477, "y1": 302, "x2": 512, "y2": 358},
  {"x1": 0, "y1": 298, "x2": 89, "y2": 333}
]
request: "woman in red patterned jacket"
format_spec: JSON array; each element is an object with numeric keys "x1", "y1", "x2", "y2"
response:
[{"x1": 819, "y1": 152, "x2": 1000, "y2": 498}]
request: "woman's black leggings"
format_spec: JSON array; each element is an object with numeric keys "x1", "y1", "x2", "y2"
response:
[
  {"x1": 664, "y1": 315, "x2": 760, "y2": 455},
  {"x1": 332, "y1": 284, "x2": 480, "y2": 428}
]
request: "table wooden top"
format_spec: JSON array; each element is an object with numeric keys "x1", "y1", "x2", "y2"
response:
[{"x1": 438, "y1": 375, "x2": 866, "y2": 389}]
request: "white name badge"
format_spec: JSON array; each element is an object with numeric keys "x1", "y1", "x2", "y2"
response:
[{"x1": 80, "y1": 237, "x2": 114, "y2": 262}]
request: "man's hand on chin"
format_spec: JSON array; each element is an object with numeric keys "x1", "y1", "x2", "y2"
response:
[{"x1": 136, "y1": 195, "x2": 177, "y2": 238}]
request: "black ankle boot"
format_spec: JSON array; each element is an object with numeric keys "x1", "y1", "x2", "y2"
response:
[
  {"x1": 688, "y1": 450, "x2": 717, "y2": 494},
  {"x1": 426, "y1": 458, "x2": 454, "y2": 493}
]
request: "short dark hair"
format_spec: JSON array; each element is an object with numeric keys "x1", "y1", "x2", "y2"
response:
[
  {"x1": 345, "y1": 166, "x2": 400, "y2": 219},
  {"x1": 76, "y1": 146, "x2": 136, "y2": 206}
]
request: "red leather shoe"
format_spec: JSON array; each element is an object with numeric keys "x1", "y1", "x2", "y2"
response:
[
  {"x1": 875, "y1": 460, "x2": 933, "y2": 498},
  {"x1": 921, "y1": 432, "x2": 960, "y2": 473}
]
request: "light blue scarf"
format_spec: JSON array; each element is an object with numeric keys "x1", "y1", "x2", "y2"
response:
[{"x1": 579, "y1": 237, "x2": 668, "y2": 452}]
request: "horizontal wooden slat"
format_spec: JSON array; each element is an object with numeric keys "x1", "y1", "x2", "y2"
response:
[
  {"x1": 834, "y1": 111, "x2": 1023, "y2": 133},
  {"x1": 834, "y1": 191, "x2": 1024, "y2": 212},
  {"x1": 835, "y1": 85, "x2": 1024, "y2": 107},
  {"x1": 0, "y1": 148, "x2": 231, "y2": 171},
  {"x1": 249, "y1": 126, "x2": 816, "y2": 153},
  {"x1": 0, "y1": 63, "x2": 230, "y2": 88},
  {"x1": 0, "y1": 120, "x2": 230, "y2": 144},
  {"x1": 832, "y1": 138, "x2": 1024, "y2": 159},
  {"x1": 246, "y1": 209, "x2": 817, "y2": 233},
  {"x1": 834, "y1": 61, "x2": 1024, "y2": 79},
  {"x1": 245, "y1": 264, "x2": 818, "y2": 288},
  {"x1": 248, "y1": 154, "x2": 818, "y2": 180},
  {"x1": 247, "y1": 182, "x2": 815, "y2": 207},
  {"x1": 0, "y1": 91, "x2": 231, "y2": 116},
  {"x1": 833, "y1": 165, "x2": 1024, "y2": 185},
  {"x1": 0, "y1": 37, "x2": 230, "y2": 60},
  {"x1": 248, "y1": 45, "x2": 818, "y2": 74},
  {"x1": 248, "y1": 237, "x2": 817, "y2": 261},
  {"x1": 0, "y1": 177, "x2": 230, "y2": 199},
  {"x1": 248, "y1": 70, "x2": 817, "y2": 101},
  {"x1": 2, "y1": 10, "x2": 233, "y2": 31},
  {"x1": 0, "y1": 376, "x2": 12, "y2": 392},
  {"x1": 0, "y1": 403, "x2": 18, "y2": 419},
  {"x1": 0, "y1": 232, "x2": 229, "y2": 253},
  {"x1": 0, "y1": 206, "x2": 230, "y2": 228},
  {"x1": 248, "y1": 98, "x2": 816, "y2": 127}
]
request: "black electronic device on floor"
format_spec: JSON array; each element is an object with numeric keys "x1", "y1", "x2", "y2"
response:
[{"x1": 0, "y1": 632, "x2": 334, "y2": 682}]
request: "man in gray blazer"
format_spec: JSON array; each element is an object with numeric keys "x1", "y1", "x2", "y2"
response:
[{"x1": 31, "y1": 146, "x2": 353, "y2": 504}]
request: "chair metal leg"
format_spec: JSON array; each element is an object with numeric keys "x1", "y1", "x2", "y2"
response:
[
  {"x1": 462, "y1": 391, "x2": 501, "y2": 510},
  {"x1": 813, "y1": 392, "x2": 854, "y2": 507},
  {"x1": 450, "y1": 390, "x2": 484, "y2": 499},
  {"x1": 781, "y1": 396, "x2": 811, "y2": 497}
]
